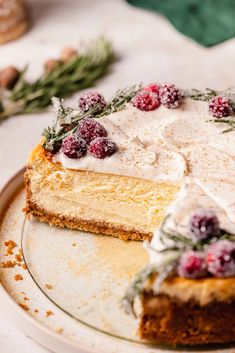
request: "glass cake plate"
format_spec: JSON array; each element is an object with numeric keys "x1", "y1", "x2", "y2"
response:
[{"x1": 21, "y1": 217, "x2": 149, "y2": 343}]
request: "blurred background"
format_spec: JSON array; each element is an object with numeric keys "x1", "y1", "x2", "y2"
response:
[{"x1": 1, "y1": 0, "x2": 235, "y2": 352}]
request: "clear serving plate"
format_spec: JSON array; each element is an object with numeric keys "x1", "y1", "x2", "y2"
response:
[{"x1": 21, "y1": 217, "x2": 149, "y2": 343}]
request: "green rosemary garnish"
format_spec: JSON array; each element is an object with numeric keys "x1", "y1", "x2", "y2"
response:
[
  {"x1": 42, "y1": 84, "x2": 142, "y2": 151},
  {"x1": 211, "y1": 118, "x2": 235, "y2": 133},
  {"x1": 184, "y1": 88, "x2": 218, "y2": 102},
  {"x1": 0, "y1": 37, "x2": 114, "y2": 122}
]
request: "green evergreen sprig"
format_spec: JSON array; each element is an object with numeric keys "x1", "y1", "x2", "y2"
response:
[
  {"x1": 0, "y1": 37, "x2": 114, "y2": 122},
  {"x1": 42, "y1": 84, "x2": 142, "y2": 151}
]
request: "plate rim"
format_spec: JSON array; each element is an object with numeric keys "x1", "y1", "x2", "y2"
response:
[{"x1": 0, "y1": 168, "x2": 105, "y2": 353}]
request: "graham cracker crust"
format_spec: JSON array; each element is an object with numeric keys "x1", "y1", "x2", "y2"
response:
[
  {"x1": 24, "y1": 201, "x2": 152, "y2": 241},
  {"x1": 139, "y1": 291, "x2": 235, "y2": 346}
]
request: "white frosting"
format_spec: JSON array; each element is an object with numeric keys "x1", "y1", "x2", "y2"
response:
[{"x1": 55, "y1": 98, "x2": 235, "y2": 235}]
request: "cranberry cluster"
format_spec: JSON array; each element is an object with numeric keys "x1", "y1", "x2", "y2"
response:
[
  {"x1": 132, "y1": 83, "x2": 234, "y2": 118},
  {"x1": 61, "y1": 92, "x2": 117, "y2": 159},
  {"x1": 177, "y1": 210, "x2": 235, "y2": 279},
  {"x1": 131, "y1": 83, "x2": 182, "y2": 112}
]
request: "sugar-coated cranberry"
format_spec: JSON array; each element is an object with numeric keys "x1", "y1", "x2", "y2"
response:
[
  {"x1": 206, "y1": 240, "x2": 235, "y2": 277},
  {"x1": 77, "y1": 118, "x2": 107, "y2": 142},
  {"x1": 61, "y1": 134, "x2": 87, "y2": 159},
  {"x1": 131, "y1": 90, "x2": 160, "y2": 111},
  {"x1": 78, "y1": 91, "x2": 106, "y2": 113},
  {"x1": 177, "y1": 251, "x2": 207, "y2": 278},
  {"x1": 190, "y1": 210, "x2": 220, "y2": 240},
  {"x1": 159, "y1": 83, "x2": 182, "y2": 109},
  {"x1": 209, "y1": 96, "x2": 233, "y2": 118},
  {"x1": 89, "y1": 137, "x2": 117, "y2": 159}
]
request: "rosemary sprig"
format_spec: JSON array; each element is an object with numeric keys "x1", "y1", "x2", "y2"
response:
[
  {"x1": 211, "y1": 118, "x2": 235, "y2": 133},
  {"x1": 184, "y1": 88, "x2": 218, "y2": 102},
  {"x1": 0, "y1": 37, "x2": 114, "y2": 121},
  {"x1": 122, "y1": 264, "x2": 157, "y2": 316},
  {"x1": 42, "y1": 84, "x2": 142, "y2": 151}
]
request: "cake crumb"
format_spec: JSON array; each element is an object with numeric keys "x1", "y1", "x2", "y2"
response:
[
  {"x1": 14, "y1": 274, "x2": 23, "y2": 281},
  {"x1": 4, "y1": 240, "x2": 17, "y2": 255},
  {"x1": 34, "y1": 309, "x2": 39, "y2": 313},
  {"x1": 45, "y1": 283, "x2": 53, "y2": 290},
  {"x1": 19, "y1": 303, "x2": 29, "y2": 311},
  {"x1": 55, "y1": 327, "x2": 63, "y2": 334},
  {"x1": 22, "y1": 264, "x2": 27, "y2": 270},
  {"x1": 23, "y1": 296, "x2": 29, "y2": 301},
  {"x1": 72, "y1": 242, "x2": 77, "y2": 247},
  {"x1": 1, "y1": 260, "x2": 16, "y2": 268},
  {"x1": 15, "y1": 254, "x2": 23, "y2": 262},
  {"x1": 46, "y1": 310, "x2": 54, "y2": 317}
]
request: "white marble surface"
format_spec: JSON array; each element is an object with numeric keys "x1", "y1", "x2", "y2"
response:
[{"x1": 1, "y1": 0, "x2": 235, "y2": 352}]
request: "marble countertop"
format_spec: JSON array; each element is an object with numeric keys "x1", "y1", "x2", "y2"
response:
[{"x1": 1, "y1": 0, "x2": 235, "y2": 352}]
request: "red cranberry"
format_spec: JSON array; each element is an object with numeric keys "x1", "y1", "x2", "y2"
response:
[
  {"x1": 206, "y1": 240, "x2": 235, "y2": 277},
  {"x1": 61, "y1": 134, "x2": 87, "y2": 159},
  {"x1": 144, "y1": 83, "x2": 159, "y2": 94},
  {"x1": 190, "y1": 210, "x2": 220, "y2": 240},
  {"x1": 159, "y1": 83, "x2": 182, "y2": 109},
  {"x1": 131, "y1": 90, "x2": 160, "y2": 111},
  {"x1": 78, "y1": 91, "x2": 106, "y2": 113},
  {"x1": 177, "y1": 251, "x2": 207, "y2": 278},
  {"x1": 209, "y1": 96, "x2": 233, "y2": 118},
  {"x1": 89, "y1": 137, "x2": 117, "y2": 159},
  {"x1": 77, "y1": 118, "x2": 107, "y2": 142}
]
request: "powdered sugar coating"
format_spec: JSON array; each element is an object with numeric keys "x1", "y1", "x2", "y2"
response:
[
  {"x1": 78, "y1": 91, "x2": 106, "y2": 113},
  {"x1": 131, "y1": 90, "x2": 160, "y2": 111},
  {"x1": 159, "y1": 83, "x2": 182, "y2": 109},
  {"x1": 209, "y1": 96, "x2": 233, "y2": 118}
]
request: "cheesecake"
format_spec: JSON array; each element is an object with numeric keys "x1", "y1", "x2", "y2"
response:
[
  {"x1": 124, "y1": 184, "x2": 235, "y2": 346},
  {"x1": 122, "y1": 87, "x2": 235, "y2": 345},
  {"x1": 25, "y1": 83, "x2": 235, "y2": 345},
  {"x1": 24, "y1": 84, "x2": 186, "y2": 241},
  {"x1": 25, "y1": 84, "x2": 235, "y2": 245}
]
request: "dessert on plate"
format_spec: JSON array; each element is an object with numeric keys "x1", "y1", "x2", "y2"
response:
[{"x1": 25, "y1": 81, "x2": 235, "y2": 345}]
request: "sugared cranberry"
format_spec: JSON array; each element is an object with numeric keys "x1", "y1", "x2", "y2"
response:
[
  {"x1": 206, "y1": 240, "x2": 235, "y2": 277},
  {"x1": 177, "y1": 251, "x2": 207, "y2": 278},
  {"x1": 89, "y1": 137, "x2": 117, "y2": 159},
  {"x1": 144, "y1": 83, "x2": 159, "y2": 94},
  {"x1": 131, "y1": 90, "x2": 160, "y2": 111},
  {"x1": 61, "y1": 134, "x2": 87, "y2": 159},
  {"x1": 190, "y1": 210, "x2": 220, "y2": 240},
  {"x1": 77, "y1": 118, "x2": 107, "y2": 142},
  {"x1": 159, "y1": 83, "x2": 182, "y2": 109},
  {"x1": 78, "y1": 91, "x2": 106, "y2": 113},
  {"x1": 209, "y1": 96, "x2": 233, "y2": 118}
]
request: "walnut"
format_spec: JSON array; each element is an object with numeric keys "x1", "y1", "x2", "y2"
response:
[
  {"x1": 60, "y1": 47, "x2": 78, "y2": 62},
  {"x1": 0, "y1": 66, "x2": 20, "y2": 89},
  {"x1": 44, "y1": 59, "x2": 61, "y2": 73}
]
